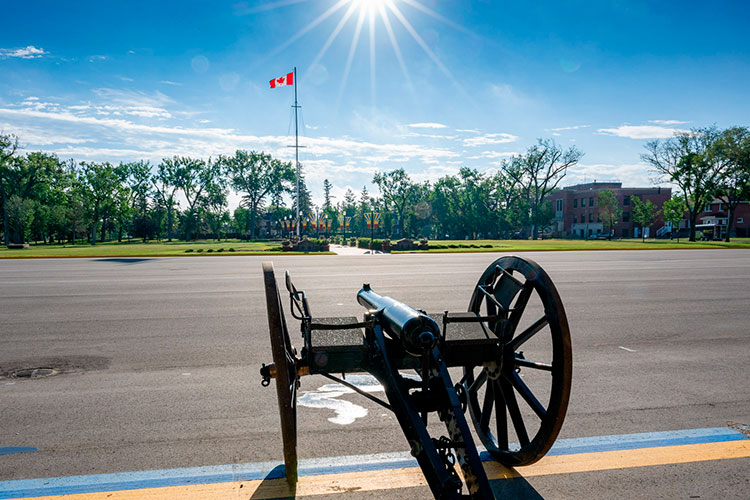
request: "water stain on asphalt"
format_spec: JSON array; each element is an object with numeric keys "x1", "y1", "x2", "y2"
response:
[{"x1": 0, "y1": 355, "x2": 111, "y2": 380}]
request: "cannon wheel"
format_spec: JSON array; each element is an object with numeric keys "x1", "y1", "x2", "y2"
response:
[
  {"x1": 463, "y1": 256, "x2": 572, "y2": 466},
  {"x1": 262, "y1": 262, "x2": 298, "y2": 484}
]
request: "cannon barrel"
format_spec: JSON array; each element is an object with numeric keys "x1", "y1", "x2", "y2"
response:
[{"x1": 357, "y1": 284, "x2": 440, "y2": 355}]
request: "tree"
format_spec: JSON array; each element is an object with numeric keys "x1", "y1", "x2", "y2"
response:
[
  {"x1": 598, "y1": 190, "x2": 621, "y2": 239},
  {"x1": 221, "y1": 150, "x2": 294, "y2": 239},
  {"x1": 662, "y1": 195, "x2": 686, "y2": 242},
  {"x1": 291, "y1": 166, "x2": 313, "y2": 226},
  {"x1": 712, "y1": 126, "x2": 750, "y2": 242},
  {"x1": 80, "y1": 162, "x2": 120, "y2": 245},
  {"x1": 5, "y1": 195, "x2": 34, "y2": 243},
  {"x1": 0, "y1": 133, "x2": 20, "y2": 245},
  {"x1": 502, "y1": 138, "x2": 582, "y2": 239},
  {"x1": 202, "y1": 186, "x2": 229, "y2": 241},
  {"x1": 431, "y1": 169, "x2": 493, "y2": 239},
  {"x1": 631, "y1": 195, "x2": 659, "y2": 242},
  {"x1": 153, "y1": 159, "x2": 180, "y2": 241},
  {"x1": 322, "y1": 179, "x2": 334, "y2": 210},
  {"x1": 642, "y1": 127, "x2": 725, "y2": 241},
  {"x1": 373, "y1": 168, "x2": 416, "y2": 238},
  {"x1": 3, "y1": 151, "x2": 63, "y2": 244},
  {"x1": 172, "y1": 156, "x2": 223, "y2": 241}
]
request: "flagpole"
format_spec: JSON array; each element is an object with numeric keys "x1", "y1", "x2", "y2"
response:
[{"x1": 293, "y1": 66, "x2": 300, "y2": 239}]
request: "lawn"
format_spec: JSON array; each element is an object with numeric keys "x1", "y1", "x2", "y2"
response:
[
  {"x1": 392, "y1": 238, "x2": 750, "y2": 253},
  {"x1": 2, "y1": 237, "x2": 749, "y2": 258},
  {"x1": 0, "y1": 239, "x2": 295, "y2": 258}
]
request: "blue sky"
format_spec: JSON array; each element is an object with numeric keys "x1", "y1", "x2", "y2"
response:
[{"x1": 1, "y1": 0, "x2": 749, "y2": 206}]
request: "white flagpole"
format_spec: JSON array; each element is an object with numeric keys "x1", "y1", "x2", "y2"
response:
[{"x1": 293, "y1": 66, "x2": 300, "y2": 239}]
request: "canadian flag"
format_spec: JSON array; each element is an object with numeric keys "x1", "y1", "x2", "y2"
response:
[{"x1": 270, "y1": 72, "x2": 293, "y2": 89}]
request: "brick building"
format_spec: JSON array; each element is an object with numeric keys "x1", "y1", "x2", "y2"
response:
[
  {"x1": 692, "y1": 199, "x2": 750, "y2": 239},
  {"x1": 546, "y1": 182, "x2": 672, "y2": 238}
]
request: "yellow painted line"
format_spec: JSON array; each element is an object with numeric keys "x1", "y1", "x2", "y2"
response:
[
  {"x1": 21, "y1": 440, "x2": 750, "y2": 500},
  {"x1": 484, "y1": 440, "x2": 750, "y2": 479}
]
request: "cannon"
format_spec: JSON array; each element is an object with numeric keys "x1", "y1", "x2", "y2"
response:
[{"x1": 259, "y1": 256, "x2": 572, "y2": 499}]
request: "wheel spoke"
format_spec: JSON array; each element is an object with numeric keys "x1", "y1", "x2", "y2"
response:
[
  {"x1": 480, "y1": 380, "x2": 494, "y2": 430},
  {"x1": 506, "y1": 282, "x2": 534, "y2": 338},
  {"x1": 501, "y1": 379, "x2": 529, "y2": 447},
  {"x1": 509, "y1": 315, "x2": 548, "y2": 351},
  {"x1": 494, "y1": 380, "x2": 508, "y2": 450},
  {"x1": 514, "y1": 357, "x2": 553, "y2": 372},
  {"x1": 467, "y1": 368, "x2": 487, "y2": 394},
  {"x1": 507, "y1": 371, "x2": 547, "y2": 420}
]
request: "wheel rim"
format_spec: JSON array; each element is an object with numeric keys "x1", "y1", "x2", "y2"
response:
[
  {"x1": 262, "y1": 262, "x2": 299, "y2": 483},
  {"x1": 463, "y1": 256, "x2": 572, "y2": 466}
]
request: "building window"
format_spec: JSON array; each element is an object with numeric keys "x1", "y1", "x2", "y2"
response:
[
  {"x1": 588, "y1": 229, "x2": 593, "y2": 236},
  {"x1": 581, "y1": 198, "x2": 587, "y2": 208},
  {"x1": 589, "y1": 196, "x2": 594, "y2": 206},
  {"x1": 573, "y1": 215, "x2": 577, "y2": 223},
  {"x1": 573, "y1": 199, "x2": 578, "y2": 208},
  {"x1": 556, "y1": 199, "x2": 562, "y2": 211},
  {"x1": 704, "y1": 204, "x2": 711, "y2": 212},
  {"x1": 623, "y1": 212, "x2": 630, "y2": 222},
  {"x1": 738, "y1": 217, "x2": 745, "y2": 224},
  {"x1": 589, "y1": 213, "x2": 594, "y2": 222},
  {"x1": 622, "y1": 228, "x2": 630, "y2": 238},
  {"x1": 623, "y1": 195, "x2": 630, "y2": 206},
  {"x1": 597, "y1": 214, "x2": 602, "y2": 223}
]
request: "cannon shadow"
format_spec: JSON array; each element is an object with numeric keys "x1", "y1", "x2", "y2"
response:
[
  {"x1": 248, "y1": 464, "x2": 296, "y2": 500},
  {"x1": 488, "y1": 462, "x2": 546, "y2": 499},
  {"x1": 491, "y1": 476, "x2": 545, "y2": 499}
]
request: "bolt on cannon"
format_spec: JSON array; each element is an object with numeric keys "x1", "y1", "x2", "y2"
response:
[{"x1": 260, "y1": 256, "x2": 572, "y2": 499}]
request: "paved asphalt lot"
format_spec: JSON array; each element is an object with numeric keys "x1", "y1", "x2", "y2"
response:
[{"x1": 1, "y1": 250, "x2": 749, "y2": 498}]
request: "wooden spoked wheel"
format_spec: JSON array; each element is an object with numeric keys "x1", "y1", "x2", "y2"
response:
[
  {"x1": 463, "y1": 256, "x2": 572, "y2": 466},
  {"x1": 262, "y1": 262, "x2": 299, "y2": 484}
]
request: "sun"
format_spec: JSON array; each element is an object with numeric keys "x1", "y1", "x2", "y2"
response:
[{"x1": 266, "y1": 0, "x2": 470, "y2": 109}]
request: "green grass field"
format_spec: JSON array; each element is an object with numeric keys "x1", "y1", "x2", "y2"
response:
[
  {"x1": 2, "y1": 237, "x2": 749, "y2": 258},
  {"x1": 391, "y1": 238, "x2": 750, "y2": 253},
  {"x1": 0, "y1": 239, "x2": 296, "y2": 258}
]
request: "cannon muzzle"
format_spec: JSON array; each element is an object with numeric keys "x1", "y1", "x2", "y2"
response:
[{"x1": 357, "y1": 284, "x2": 440, "y2": 355}]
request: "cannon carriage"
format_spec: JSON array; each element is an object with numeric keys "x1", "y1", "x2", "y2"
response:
[{"x1": 260, "y1": 256, "x2": 572, "y2": 499}]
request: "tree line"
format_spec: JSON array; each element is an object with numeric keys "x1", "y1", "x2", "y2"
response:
[
  {"x1": 642, "y1": 126, "x2": 750, "y2": 242},
  {"x1": 2, "y1": 126, "x2": 747, "y2": 246},
  {"x1": 0, "y1": 133, "x2": 583, "y2": 245}
]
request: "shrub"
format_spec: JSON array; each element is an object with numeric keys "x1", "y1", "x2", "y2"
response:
[
  {"x1": 217, "y1": 248, "x2": 224, "y2": 252},
  {"x1": 228, "y1": 248, "x2": 235, "y2": 252},
  {"x1": 206, "y1": 248, "x2": 214, "y2": 253},
  {"x1": 185, "y1": 249, "x2": 194, "y2": 253},
  {"x1": 358, "y1": 237, "x2": 370, "y2": 249},
  {"x1": 197, "y1": 249, "x2": 204, "y2": 253}
]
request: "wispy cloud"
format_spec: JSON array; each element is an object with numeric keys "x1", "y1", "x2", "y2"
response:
[
  {"x1": 159, "y1": 80, "x2": 182, "y2": 86},
  {"x1": 0, "y1": 45, "x2": 47, "y2": 59},
  {"x1": 408, "y1": 122, "x2": 448, "y2": 129},
  {"x1": 401, "y1": 131, "x2": 457, "y2": 140},
  {"x1": 597, "y1": 124, "x2": 688, "y2": 139},
  {"x1": 648, "y1": 119, "x2": 689, "y2": 125},
  {"x1": 0, "y1": 103, "x2": 459, "y2": 170},
  {"x1": 455, "y1": 128, "x2": 480, "y2": 134},
  {"x1": 548, "y1": 124, "x2": 590, "y2": 132},
  {"x1": 463, "y1": 132, "x2": 517, "y2": 147},
  {"x1": 466, "y1": 151, "x2": 518, "y2": 160}
]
